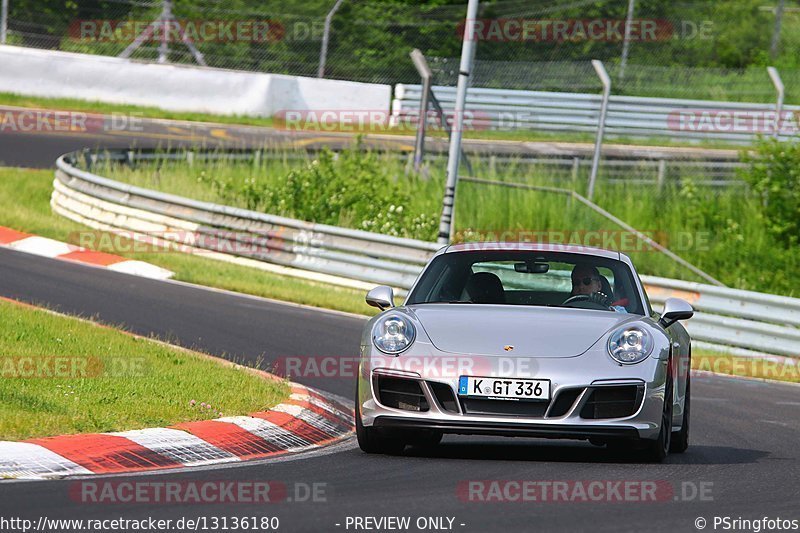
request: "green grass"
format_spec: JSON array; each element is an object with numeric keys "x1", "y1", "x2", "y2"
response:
[
  {"x1": 0, "y1": 167, "x2": 375, "y2": 316},
  {"x1": 0, "y1": 298, "x2": 289, "y2": 440},
  {"x1": 0, "y1": 92, "x2": 275, "y2": 129}
]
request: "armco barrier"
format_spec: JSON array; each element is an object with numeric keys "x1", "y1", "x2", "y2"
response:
[
  {"x1": 51, "y1": 149, "x2": 800, "y2": 358},
  {"x1": 392, "y1": 84, "x2": 800, "y2": 145},
  {"x1": 51, "y1": 150, "x2": 439, "y2": 292}
]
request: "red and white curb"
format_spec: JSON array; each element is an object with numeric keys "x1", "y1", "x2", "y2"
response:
[
  {"x1": 0, "y1": 384, "x2": 354, "y2": 480},
  {"x1": 0, "y1": 226, "x2": 173, "y2": 280}
]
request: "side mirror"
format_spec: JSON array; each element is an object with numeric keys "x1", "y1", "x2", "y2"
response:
[
  {"x1": 366, "y1": 285, "x2": 395, "y2": 310},
  {"x1": 658, "y1": 297, "x2": 694, "y2": 328}
]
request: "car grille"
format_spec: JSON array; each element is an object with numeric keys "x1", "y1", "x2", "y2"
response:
[
  {"x1": 429, "y1": 382, "x2": 578, "y2": 418},
  {"x1": 460, "y1": 398, "x2": 550, "y2": 417},
  {"x1": 373, "y1": 379, "x2": 643, "y2": 420},
  {"x1": 374, "y1": 375, "x2": 429, "y2": 412},
  {"x1": 580, "y1": 385, "x2": 644, "y2": 419}
]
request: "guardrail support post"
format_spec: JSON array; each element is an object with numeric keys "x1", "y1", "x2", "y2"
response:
[
  {"x1": 318, "y1": 0, "x2": 345, "y2": 78},
  {"x1": 437, "y1": 0, "x2": 479, "y2": 245},
  {"x1": 0, "y1": 0, "x2": 8, "y2": 44},
  {"x1": 571, "y1": 157, "x2": 580, "y2": 185},
  {"x1": 657, "y1": 159, "x2": 666, "y2": 189},
  {"x1": 767, "y1": 66, "x2": 784, "y2": 138},
  {"x1": 587, "y1": 60, "x2": 611, "y2": 201}
]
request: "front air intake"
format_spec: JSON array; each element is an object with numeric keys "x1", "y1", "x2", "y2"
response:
[
  {"x1": 429, "y1": 381, "x2": 460, "y2": 413},
  {"x1": 546, "y1": 388, "x2": 583, "y2": 418},
  {"x1": 580, "y1": 385, "x2": 644, "y2": 419},
  {"x1": 374, "y1": 376, "x2": 429, "y2": 412}
]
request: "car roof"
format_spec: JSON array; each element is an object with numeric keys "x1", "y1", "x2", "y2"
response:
[{"x1": 444, "y1": 241, "x2": 626, "y2": 262}]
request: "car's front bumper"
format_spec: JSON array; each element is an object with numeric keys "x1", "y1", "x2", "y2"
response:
[
  {"x1": 372, "y1": 416, "x2": 641, "y2": 440},
  {"x1": 358, "y1": 348, "x2": 669, "y2": 442}
]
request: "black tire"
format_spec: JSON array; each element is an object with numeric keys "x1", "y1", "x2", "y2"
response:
[
  {"x1": 641, "y1": 368, "x2": 673, "y2": 463},
  {"x1": 670, "y1": 376, "x2": 690, "y2": 453},
  {"x1": 355, "y1": 383, "x2": 406, "y2": 455}
]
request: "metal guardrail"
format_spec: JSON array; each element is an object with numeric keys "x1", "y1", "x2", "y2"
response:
[
  {"x1": 53, "y1": 150, "x2": 439, "y2": 291},
  {"x1": 51, "y1": 148, "x2": 800, "y2": 359},
  {"x1": 392, "y1": 84, "x2": 800, "y2": 145}
]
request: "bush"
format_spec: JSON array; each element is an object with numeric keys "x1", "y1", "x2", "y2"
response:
[
  {"x1": 739, "y1": 138, "x2": 800, "y2": 247},
  {"x1": 196, "y1": 142, "x2": 440, "y2": 240}
]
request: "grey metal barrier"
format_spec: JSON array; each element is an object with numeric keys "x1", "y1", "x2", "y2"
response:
[
  {"x1": 392, "y1": 84, "x2": 800, "y2": 145},
  {"x1": 51, "y1": 149, "x2": 800, "y2": 359}
]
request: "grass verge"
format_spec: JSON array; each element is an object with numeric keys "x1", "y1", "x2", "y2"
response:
[
  {"x1": 0, "y1": 92, "x2": 275, "y2": 129},
  {"x1": 0, "y1": 167, "x2": 374, "y2": 316},
  {"x1": 0, "y1": 298, "x2": 289, "y2": 440}
]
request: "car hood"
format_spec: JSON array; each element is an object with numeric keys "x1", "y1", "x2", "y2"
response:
[{"x1": 408, "y1": 304, "x2": 638, "y2": 358}]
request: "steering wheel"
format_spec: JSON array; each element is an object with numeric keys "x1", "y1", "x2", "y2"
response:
[
  {"x1": 561, "y1": 293, "x2": 613, "y2": 310},
  {"x1": 562, "y1": 294, "x2": 591, "y2": 306}
]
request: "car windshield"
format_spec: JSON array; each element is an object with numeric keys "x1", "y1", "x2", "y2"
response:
[{"x1": 406, "y1": 250, "x2": 645, "y2": 315}]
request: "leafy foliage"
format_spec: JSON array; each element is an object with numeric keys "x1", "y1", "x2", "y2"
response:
[
  {"x1": 194, "y1": 142, "x2": 440, "y2": 239},
  {"x1": 739, "y1": 138, "x2": 800, "y2": 247}
]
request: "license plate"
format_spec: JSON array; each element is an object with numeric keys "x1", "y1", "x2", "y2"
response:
[{"x1": 458, "y1": 376, "x2": 550, "y2": 401}]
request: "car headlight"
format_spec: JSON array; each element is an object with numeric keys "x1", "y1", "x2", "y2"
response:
[
  {"x1": 607, "y1": 325, "x2": 653, "y2": 364},
  {"x1": 372, "y1": 314, "x2": 416, "y2": 354}
]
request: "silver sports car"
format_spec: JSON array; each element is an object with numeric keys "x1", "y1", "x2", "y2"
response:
[{"x1": 356, "y1": 243, "x2": 694, "y2": 462}]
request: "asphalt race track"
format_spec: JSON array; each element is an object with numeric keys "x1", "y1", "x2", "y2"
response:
[
  {"x1": 0, "y1": 121, "x2": 798, "y2": 532},
  {"x1": 1, "y1": 247, "x2": 799, "y2": 532}
]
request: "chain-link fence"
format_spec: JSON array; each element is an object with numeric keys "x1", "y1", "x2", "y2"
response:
[{"x1": 2, "y1": 0, "x2": 799, "y2": 102}]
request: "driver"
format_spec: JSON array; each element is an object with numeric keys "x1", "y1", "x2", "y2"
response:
[{"x1": 569, "y1": 264, "x2": 627, "y2": 313}]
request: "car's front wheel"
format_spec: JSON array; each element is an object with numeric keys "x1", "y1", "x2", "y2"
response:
[
  {"x1": 670, "y1": 376, "x2": 690, "y2": 453},
  {"x1": 355, "y1": 382, "x2": 406, "y2": 455},
  {"x1": 641, "y1": 370, "x2": 674, "y2": 463}
]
